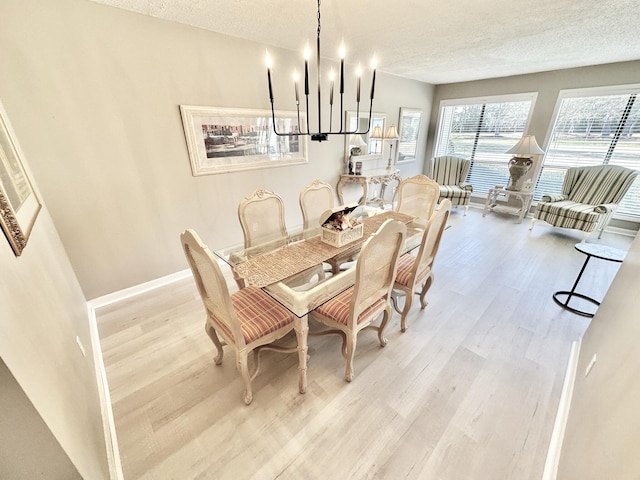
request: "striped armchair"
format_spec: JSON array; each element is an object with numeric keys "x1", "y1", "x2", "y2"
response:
[
  {"x1": 432, "y1": 156, "x2": 473, "y2": 214},
  {"x1": 530, "y1": 165, "x2": 638, "y2": 242}
]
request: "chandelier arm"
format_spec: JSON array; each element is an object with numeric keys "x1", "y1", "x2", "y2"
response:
[
  {"x1": 316, "y1": 0, "x2": 322, "y2": 136},
  {"x1": 270, "y1": 103, "x2": 283, "y2": 135},
  {"x1": 305, "y1": 95, "x2": 310, "y2": 134},
  {"x1": 339, "y1": 95, "x2": 344, "y2": 133}
]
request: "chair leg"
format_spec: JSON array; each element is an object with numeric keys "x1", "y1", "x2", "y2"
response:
[
  {"x1": 344, "y1": 334, "x2": 357, "y2": 382},
  {"x1": 205, "y1": 322, "x2": 224, "y2": 365},
  {"x1": 378, "y1": 307, "x2": 390, "y2": 346},
  {"x1": 463, "y1": 204, "x2": 469, "y2": 216},
  {"x1": 529, "y1": 218, "x2": 537, "y2": 231},
  {"x1": 399, "y1": 290, "x2": 414, "y2": 333},
  {"x1": 419, "y1": 274, "x2": 434, "y2": 310},
  {"x1": 581, "y1": 230, "x2": 590, "y2": 243},
  {"x1": 236, "y1": 354, "x2": 253, "y2": 405},
  {"x1": 390, "y1": 289, "x2": 403, "y2": 314}
]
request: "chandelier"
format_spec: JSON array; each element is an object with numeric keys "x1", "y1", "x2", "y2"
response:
[{"x1": 266, "y1": 0, "x2": 376, "y2": 142}]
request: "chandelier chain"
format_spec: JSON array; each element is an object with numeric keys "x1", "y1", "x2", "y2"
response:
[{"x1": 317, "y1": 0, "x2": 321, "y2": 39}]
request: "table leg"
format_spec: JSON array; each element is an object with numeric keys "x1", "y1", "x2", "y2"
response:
[
  {"x1": 359, "y1": 179, "x2": 368, "y2": 206},
  {"x1": 565, "y1": 255, "x2": 591, "y2": 302},
  {"x1": 336, "y1": 177, "x2": 346, "y2": 204},
  {"x1": 516, "y1": 194, "x2": 525, "y2": 224},
  {"x1": 553, "y1": 254, "x2": 600, "y2": 317},
  {"x1": 293, "y1": 315, "x2": 308, "y2": 394},
  {"x1": 377, "y1": 181, "x2": 388, "y2": 207},
  {"x1": 483, "y1": 189, "x2": 496, "y2": 217}
]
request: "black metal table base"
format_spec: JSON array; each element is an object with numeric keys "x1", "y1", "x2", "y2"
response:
[
  {"x1": 553, "y1": 243, "x2": 625, "y2": 318},
  {"x1": 552, "y1": 290, "x2": 599, "y2": 318}
]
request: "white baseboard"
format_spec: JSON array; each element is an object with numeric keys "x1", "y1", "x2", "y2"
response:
[
  {"x1": 87, "y1": 268, "x2": 192, "y2": 310},
  {"x1": 603, "y1": 225, "x2": 637, "y2": 237},
  {"x1": 542, "y1": 338, "x2": 582, "y2": 480},
  {"x1": 87, "y1": 304, "x2": 124, "y2": 480}
]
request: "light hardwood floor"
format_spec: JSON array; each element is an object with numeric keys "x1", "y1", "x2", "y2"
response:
[{"x1": 96, "y1": 207, "x2": 633, "y2": 480}]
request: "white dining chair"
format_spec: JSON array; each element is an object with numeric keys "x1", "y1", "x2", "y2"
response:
[
  {"x1": 180, "y1": 228, "x2": 304, "y2": 405},
  {"x1": 309, "y1": 219, "x2": 406, "y2": 382},
  {"x1": 391, "y1": 199, "x2": 451, "y2": 332}
]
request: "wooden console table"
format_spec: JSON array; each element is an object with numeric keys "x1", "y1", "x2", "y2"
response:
[{"x1": 336, "y1": 169, "x2": 402, "y2": 207}]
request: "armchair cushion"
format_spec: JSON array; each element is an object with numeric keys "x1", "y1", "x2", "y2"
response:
[
  {"x1": 535, "y1": 200, "x2": 600, "y2": 230},
  {"x1": 439, "y1": 185, "x2": 472, "y2": 201}
]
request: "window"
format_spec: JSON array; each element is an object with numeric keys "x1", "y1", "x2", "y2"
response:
[
  {"x1": 537, "y1": 85, "x2": 640, "y2": 219},
  {"x1": 434, "y1": 93, "x2": 537, "y2": 194}
]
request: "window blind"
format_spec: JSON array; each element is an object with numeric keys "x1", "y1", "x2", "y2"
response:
[
  {"x1": 434, "y1": 96, "x2": 535, "y2": 194},
  {"x1": 537, "y1": 87, "x2": 640, "y2": 218}
]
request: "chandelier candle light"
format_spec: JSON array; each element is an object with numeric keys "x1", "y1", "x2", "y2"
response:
[
  {"x1": 505, "y1": 135, "x2": 545, "y2": 191},
  {"x1": 266, "y1": 0, "x2": 377, "y2": 142}
]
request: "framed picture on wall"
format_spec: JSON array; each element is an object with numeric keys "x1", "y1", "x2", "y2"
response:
[
  {"x1": 0, "y1": 100, "x2": 41, "y2": 256},
  {"x1": 396, "y1": 107, "x2": 422, "y2": 164},
  {"x1": 179, "y1": 105, "x2": 308, "y2": 176}
]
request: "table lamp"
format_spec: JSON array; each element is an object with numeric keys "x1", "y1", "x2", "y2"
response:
[
  {"x1": 384, "y1": 125, "x2": 399, "y2": 170},
  {"x1": 369, "y1": 126, "x2": 383, "y2": 154},
  {"x1": 505, "y1": 135, "x2": 544, "y2": 191},
  {"x1": 349, "y1": 134, "x2": 367, "y2": 156}
]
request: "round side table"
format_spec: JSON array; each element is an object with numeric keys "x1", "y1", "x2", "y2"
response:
[{"x1": 553, "y1": 243, "x2": 626, "y2": 318}]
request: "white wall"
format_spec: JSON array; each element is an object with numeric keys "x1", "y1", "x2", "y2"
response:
[
  {"x1": 0, "y1": 359, "x2": 82, "y2": 479},
  {"x1": 0, "y1": 205, "x2": 108, "y2": 477},
  {"x1": 1, "y1": 0, "x2": 434, "y2": 300}
]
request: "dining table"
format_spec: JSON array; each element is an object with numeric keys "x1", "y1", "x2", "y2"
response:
[{"x1": 212, "y1": 208, "x2": 422, "y2": 393}]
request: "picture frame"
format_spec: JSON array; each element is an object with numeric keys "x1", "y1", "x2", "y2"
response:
[
  {"x1": 180, "y1": 105, "x2": 308, "y2": 176},
  {"x1": 0, "y1": 100, "x2": 41, "y2": 256},
  {"x1": 396, "y1": 108, "x2": 422, "y2": 164}
]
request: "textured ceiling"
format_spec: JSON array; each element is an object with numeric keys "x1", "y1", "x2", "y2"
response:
[{"x1": 88, "y1": 0, "x2": 640, "y2": 84}]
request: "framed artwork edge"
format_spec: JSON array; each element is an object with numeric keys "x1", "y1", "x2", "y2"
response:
[
  {"x1": 395, "y1": 107, "x2": 423, "y2": 165},
  {"x1": 179, "y1": 105, "x2": 308, "y2": 176},
  {"x1": 0, "y1": 100, "x2": 41, "y2": 256}
]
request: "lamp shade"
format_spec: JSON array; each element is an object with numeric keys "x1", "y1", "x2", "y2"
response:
[
  {"x1": 350, "y1": 134, "x2": 367, "y2": 147},
  {"x1": 384, "y1": 124, "x2": 399, "y2": 140},
  {"x1": 370, "y1": 125, "x2": 383, "y2": 139},
  {"x1": 506, "y1": 135, "x2": 545, "y2": 156}
]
